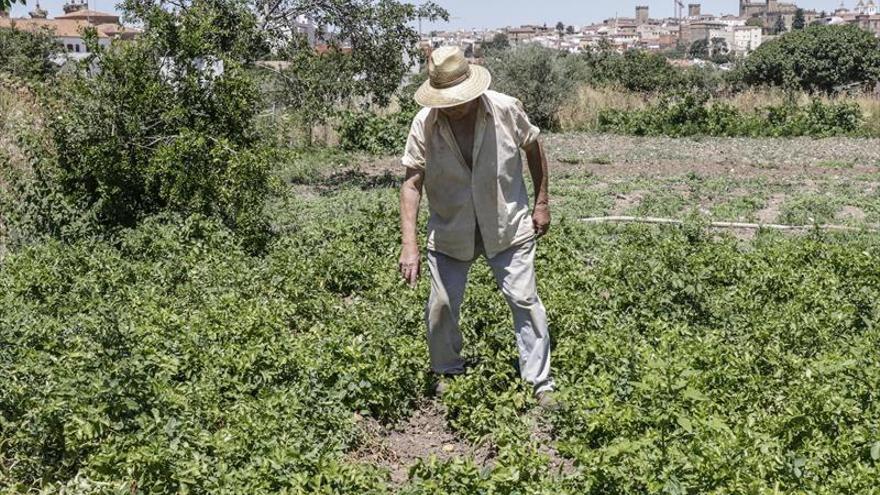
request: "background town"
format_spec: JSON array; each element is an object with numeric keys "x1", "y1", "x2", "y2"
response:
[{"x1": 4, "y1": 1, "x2": 880, "y2": 63}]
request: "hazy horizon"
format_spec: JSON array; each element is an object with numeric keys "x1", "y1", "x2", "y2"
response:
[{"x1": 7, "y1": 0, "x2": 851, "y2": 30}]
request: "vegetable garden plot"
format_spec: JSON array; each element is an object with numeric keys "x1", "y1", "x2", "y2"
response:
[{"x1": 1, "y1": 206, "x2": 879, "y2": 494}]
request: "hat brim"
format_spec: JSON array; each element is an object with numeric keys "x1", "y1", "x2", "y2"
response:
[{"x1": 414, "y1": 64, "x2": 492, "y2": 109}]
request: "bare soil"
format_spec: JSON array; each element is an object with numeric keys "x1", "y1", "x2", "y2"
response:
[
  {"x1": 611, "y1": 190, "x2": 648, "y2": 216},
  {"x1": 756, "y1": 193, "x2": 787, "y2": 224},
  {"x1": 836, "y1": 205, "x2": 868, "y2": 222},
  {"x1": 541, "y1": 134, "x2": 880, "y2": 180},
  {"x1": 349, "y1": 400, "x2": 573, "y2": 485},
  {"x1": 343, "y1": 134, "x2": 880, "y2": 184},
  {"x1": 350, "y1": 400, "x2": 496, "y2": 485}
]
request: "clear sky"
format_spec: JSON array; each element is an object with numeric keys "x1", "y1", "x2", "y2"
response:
[{"x1": 8, "y1": 0, "x2": 849, "y2": 28}]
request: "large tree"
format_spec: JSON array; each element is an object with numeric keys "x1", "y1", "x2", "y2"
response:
[
  {"x1": 42, "y1": 0, "x2": 272, "y2": 246},
  {"x1": 122, "y1": 0, "x2": 446, "y2": 140},
  {"x1": 123, "y1": 0, "x2": 447, "y2": 105},
  {"x1": 0, "y1": 0, "x2": 23, "y2": 12},
  {"x1": 734, "y1": 24, "x2": 880, "y2": 92}
]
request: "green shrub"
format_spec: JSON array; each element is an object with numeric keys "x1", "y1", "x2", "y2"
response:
[
  {"x1": 0, "y1": 25, "x2": 60, "y2": 82},
  {"x1": 13, "y1": 2, "x2": 273, "y2": 250},
  {"x1": 590, "y1": 49, "x2": 683, "y2": 93},
  {"x1": 598, "y1": 92, "x2": 865, "y2": 137},
  {"x1": 337, "y1": 107, "x2": 417, "y2": 155},
  {"x1": 484, "y1": 44, "x2": 578, "y2": 130}
]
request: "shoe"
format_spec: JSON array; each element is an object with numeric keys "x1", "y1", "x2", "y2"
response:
[{"x1": 536, "y1": 390, "x2": 560, "y2": 411}]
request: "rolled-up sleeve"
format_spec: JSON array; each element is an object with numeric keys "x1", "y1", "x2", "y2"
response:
[
  {"x1": 512, "y1": 99, "x2": 540, "y2": 148},
  {"x1": 401, "y1": 113, "x2": 427, "y2": 171}
]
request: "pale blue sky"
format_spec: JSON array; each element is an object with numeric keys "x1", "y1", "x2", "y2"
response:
[{"x1": 8, "y1": 0, "x2": 848, "y2": 28}]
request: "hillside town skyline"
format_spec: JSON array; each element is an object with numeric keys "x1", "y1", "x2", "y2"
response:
[
  {"x1": 1, "y1": 0, "x2": 861, "y2": 28},
  {"x1": 3, "y1": 0, "x2": 879, "y2": 61},
  {"x1": 422, "y1": 0, "x2": 880, "y2": 58}
]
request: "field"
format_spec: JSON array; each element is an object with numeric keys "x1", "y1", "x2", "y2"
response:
[{"x1": 4, "y1": 133, "x2": 880, "y2": 493}]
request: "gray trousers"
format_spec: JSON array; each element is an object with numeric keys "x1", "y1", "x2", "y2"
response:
[{"x1": 425, "y1": 238, "x2": 554, "y2": 394}]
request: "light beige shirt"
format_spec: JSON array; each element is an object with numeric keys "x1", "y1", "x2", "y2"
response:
[{"x1": 401, "y1": 90, "x2": 541, "y2": 261}]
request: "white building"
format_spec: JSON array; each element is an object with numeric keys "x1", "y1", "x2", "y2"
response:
[
  {"x1": 732, "y1": 26, "x2": 762, "y2": 54},
  {"x1": 293, "y1": 14, "x2": 316, "y2": 46},
  {"x1": 855, "y1": 0, "x2": 878, "y2": 15},
  {"x1": 0, "y1": 0, "x2": 138, "y2": 54}
]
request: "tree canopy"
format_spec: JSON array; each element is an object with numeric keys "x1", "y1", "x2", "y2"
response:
[
  {"x1": 734, "y1": 24, "x2": 880, "y2": 92},
  {"x1": 482, "y1": 32, "x2": 510, "y2": 53},
  {"x1": 0, "y1": 0, "x2": 23, "y2": 13},
  {"x1": 773, "y1": 16, "x2": 787, "y2": 34},
  {"x1": 792, "y1": 9, "x2": 806, "y2": 30}
]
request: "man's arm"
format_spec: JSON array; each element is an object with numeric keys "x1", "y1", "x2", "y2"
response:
[
  {"x1": 399, "y1": 167, "x2": 425, "y2": 288},
  {"x1": 524, "y1": 139, "x2": 550, "y2": 237}
]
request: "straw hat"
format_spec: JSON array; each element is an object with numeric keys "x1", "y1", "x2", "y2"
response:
[{"x1": 414, "y1": 46, "x2": 492, "y2": 109}]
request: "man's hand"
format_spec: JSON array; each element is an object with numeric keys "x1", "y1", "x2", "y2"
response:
[
  {"x1": 532, "y1": 203, "x2": 551, "y2": 237},
  {"x1": 399, "y1": 244, "x2": 421, "y2": 288}
]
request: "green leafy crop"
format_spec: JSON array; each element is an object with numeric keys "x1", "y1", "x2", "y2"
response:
[{"x1": 2, "y1": 192, "x2": 879, "y2": 493}]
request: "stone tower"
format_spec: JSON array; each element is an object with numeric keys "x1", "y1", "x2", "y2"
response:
[
  {"x1": 29, "y1": 1, "x2": 48, "y2": 19},
  {"x1": 689, "y1": 3, "x2": 702, "y2": 17},
  {"x1": 636, "y1": 5, "x2": 649, "y2": 25}
]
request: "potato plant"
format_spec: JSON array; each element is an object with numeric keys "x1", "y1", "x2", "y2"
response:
[{"x1": 2, "y1": 193, "x2": 879, "y2": 494}]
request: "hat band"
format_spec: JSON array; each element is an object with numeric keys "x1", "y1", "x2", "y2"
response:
[{"x1": 430, "y1": 68, "x2": 471, "y2": 89}]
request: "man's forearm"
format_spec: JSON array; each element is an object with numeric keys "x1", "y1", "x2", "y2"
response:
[
  {"x1": 400, "y1": 188, "x2": 421, "y2": 247},
  {"x1": 400, "y1": 169, "x2": 424, "y2": 247},
  {"x1": 525, "y1": 140, "x2": 549, "y2": 206}
]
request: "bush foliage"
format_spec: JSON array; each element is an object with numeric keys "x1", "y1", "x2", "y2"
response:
[
  {"x1": 484, "y1": 44, "x2": 580, "y2": 131},
  {"x1": 598, "y1": 92, "x2": 866, "y2": 137},
  {"x1": 337, "y1": 108, "x2": 417, "y2": 155},
  {"x1": 1, "y1": 0, "x2": 274, "y2": 251},
  {"x1": 0, "y1": 25, "x2": 60, "y2": 81},
  {"x1": 587, "y1": 48, "x2": 684, "y2": 93}
]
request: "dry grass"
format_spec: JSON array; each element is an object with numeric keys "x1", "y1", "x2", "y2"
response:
[
  {"x1": 558, "y1": 85, "x2": 649, "y2": 132},
  {"x1": 857, "y1": 94, "x2": 880, "y2": 136},
  {"x1": 724, "y1": 87, "x2": 793, "y2": 112}
]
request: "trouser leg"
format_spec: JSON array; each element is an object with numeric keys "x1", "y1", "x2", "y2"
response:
[
  {"x1": 486, "y1": 240, "x2": 554, "y2": 394},
  {"x1": 425, "y1": 250, "x2": 472, "y2": 375}
]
